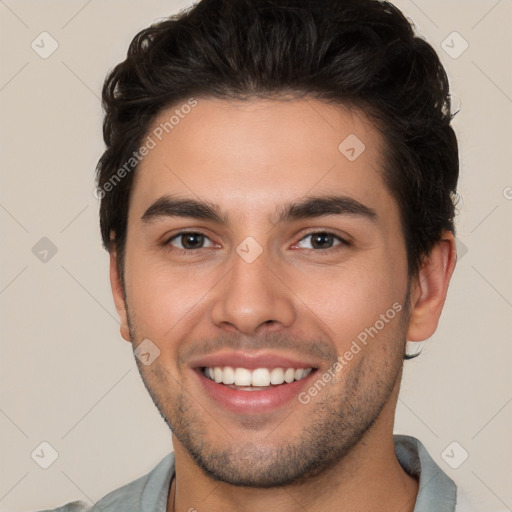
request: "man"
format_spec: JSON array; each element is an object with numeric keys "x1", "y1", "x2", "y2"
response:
[{"x1": 40, "y1": 0, "x2": 474, "y2": 510}]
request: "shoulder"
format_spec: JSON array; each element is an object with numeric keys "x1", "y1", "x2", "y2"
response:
[
  {"x1": 32, "y1": 453, "x2": 175, "y2": 512},
  {"x1": 35, "y1": 501, "x2": 91, "y2": 512}
]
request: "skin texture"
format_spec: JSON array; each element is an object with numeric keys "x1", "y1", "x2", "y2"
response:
[{"x1": 109, "y1": 97, "x2": 457, "y2": 512}]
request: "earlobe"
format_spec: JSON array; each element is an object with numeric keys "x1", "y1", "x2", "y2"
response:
[
  {"x1": 109, "y1": 247, "x2": 132, "y2": 343},
  {"x1": 406, "y1": 231, "x2": 457, "y2": 343}
]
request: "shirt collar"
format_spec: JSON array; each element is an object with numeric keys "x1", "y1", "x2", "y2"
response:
[{"x1": 394, "y1": 434, "x2": 457, "y2": 512}]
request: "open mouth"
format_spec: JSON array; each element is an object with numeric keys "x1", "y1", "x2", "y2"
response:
[
  {"x1": 189, "y1": 351, "x2": 321, "y2": 412},
  {"x1": 201, "y1": 366, "x2": 315, "y2": 391}
]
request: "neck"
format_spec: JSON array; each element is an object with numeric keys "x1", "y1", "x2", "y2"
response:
[
  {"x1": 168, "y1": 430, "x2": 418, "y2": 511},
  {"x1": 167, "y1": 373, "x2": 418, "y2": 512}
]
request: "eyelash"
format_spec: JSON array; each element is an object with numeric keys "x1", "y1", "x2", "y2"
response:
[
  {"x1": 295, "y1": 231, "x2": 351, "y2": 254},
  {"x1": 163, "y1": 230, "x2": 350, "y2": 256}
]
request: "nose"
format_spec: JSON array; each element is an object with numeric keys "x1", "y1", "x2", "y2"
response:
[{"x1": 210, "y1": 248, "x2": 296, "y2": 335}]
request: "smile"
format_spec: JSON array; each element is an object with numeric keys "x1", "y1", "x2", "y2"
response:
[{"x1": 202, "y1": 366, "x2": 313, "y2": 389}]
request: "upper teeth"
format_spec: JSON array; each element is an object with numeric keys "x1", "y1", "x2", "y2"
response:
[{"x1": 204, "y1": 367, "x2": 313, "y2": 387}]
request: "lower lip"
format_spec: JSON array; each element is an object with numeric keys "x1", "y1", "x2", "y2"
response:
[{"x1": 194, "y1": 369, "x2": 317, "y2": 414}]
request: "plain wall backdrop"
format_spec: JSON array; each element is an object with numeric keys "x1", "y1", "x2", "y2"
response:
[{"x1": 1, "y1": 0, "x2": 511, "y2": 511}]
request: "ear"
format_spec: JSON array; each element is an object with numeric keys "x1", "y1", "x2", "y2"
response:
[
  {"x1": 109, "y1": 247, "x2": 132, "y2": 343},
  {"x1": 406, "y1": 231, "x2": 457, "y2": 343}
]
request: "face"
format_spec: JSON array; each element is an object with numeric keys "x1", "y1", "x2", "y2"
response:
[{"x1": 114, "y1": 97, "x2": 413, "y2": 487}]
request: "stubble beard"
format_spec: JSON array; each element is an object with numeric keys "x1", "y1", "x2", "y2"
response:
[{"x1": 126, "y1": 302, "x2": 409, "y2": 488}]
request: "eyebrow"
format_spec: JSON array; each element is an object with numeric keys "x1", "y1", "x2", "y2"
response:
[{"x1": 140, "y1": 194, "x2": 377, "y2": 225}]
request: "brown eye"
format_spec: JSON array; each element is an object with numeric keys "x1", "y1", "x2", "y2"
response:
[
  {"x1": 297, "y1": 232, "x2": 347, "y2": 250},
  {"x1": 167, "y1": 232, "x2": 214, "y2": 250}
]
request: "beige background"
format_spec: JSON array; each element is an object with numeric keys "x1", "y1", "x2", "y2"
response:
[{"x1": 1, "y1": 0, "x2": 511, "y2": 511}]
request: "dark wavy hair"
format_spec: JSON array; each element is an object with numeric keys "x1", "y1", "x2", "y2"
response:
[{"x1": 96, "y1": 0, "x2": 459, "y2": 283}]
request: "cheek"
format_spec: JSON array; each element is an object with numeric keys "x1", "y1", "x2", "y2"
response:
[
  {"x1": 124, "y1": 254, "x2": 212, "y2": 339},
  {"x1": 287, "y1": 256, "x2": 406, "y2": 346}
]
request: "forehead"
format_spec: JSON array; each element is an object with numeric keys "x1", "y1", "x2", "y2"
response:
[{"x1": 130, "y1": 97, "x2": 394, "y2": 222}]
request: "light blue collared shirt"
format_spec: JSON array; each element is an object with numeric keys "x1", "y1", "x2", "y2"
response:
[{"x1": 38, "y1": 435, "x2": 475, "y2": 512}]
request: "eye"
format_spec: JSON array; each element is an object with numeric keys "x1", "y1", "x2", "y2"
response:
[
  {"x1": 166, "y1": 231, "x2": 216, "y2": 250},
  {"x1": 296, "y1": 231, "x2": 348, "y2": 251}
]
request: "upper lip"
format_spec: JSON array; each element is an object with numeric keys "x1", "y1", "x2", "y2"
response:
[{"x1": 188, "y1": 351, "x2": 320, "y2": 370}]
